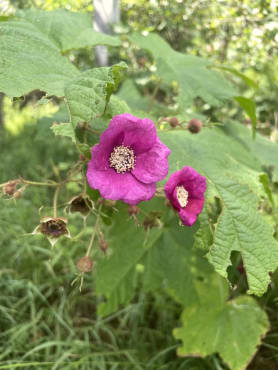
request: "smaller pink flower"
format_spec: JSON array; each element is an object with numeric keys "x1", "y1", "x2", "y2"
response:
[{"x1": 164, "y1": 167, "x2": 206, "y2": 226}]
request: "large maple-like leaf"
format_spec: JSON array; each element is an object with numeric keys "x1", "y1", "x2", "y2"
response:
[
  {"x1": 174, "y1": 278, "x2": 269, "y2": 370},
  {"x1": 159, "y1": 124, "x2": 278, "y2": 296},
  {"x1": 128, "y1": 33, "x2": 237, "y2": 107}
]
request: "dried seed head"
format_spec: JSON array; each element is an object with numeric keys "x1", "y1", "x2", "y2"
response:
[
  {"x1": 70, "y1": 195, "x2": 92, "y2": 216},
  {"x1": 77, "y1": 256, "x2": 94, "y2": 273},
  {"x1": 109, "y1": 145, "x2": 135, "y2": 174},
  {"x1": 169, "y1": 117, "x2": 179, "y2": 128},
  {"x1": 187, "y1": 118, "x2": 203, "y2": 134},
  {"x1": 39, "y1": 218, "x2": 68, "y2": 238}
]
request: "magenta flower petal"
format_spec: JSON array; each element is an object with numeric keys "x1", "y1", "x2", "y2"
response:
[
  {"x1": 87, "y1": 165, "x2": 156, "y2": 205},
  {"x1": 107, "y1": 114, "x2": 157, "y2": 154},
  {"x1": 87, "y1": 114, "x2": 170, "y2": 205},
  {"x1": 164, "y1": 167, "x2": 206, "y2": 226},
  {"x1": 132, "y1": 137, "x2": 171, "y2": 184}
]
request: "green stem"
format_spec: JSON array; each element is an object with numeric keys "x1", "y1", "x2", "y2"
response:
[
  {"x1": 147, "y1": 79, "x2": 161, "y2": 113},
  {"x1": 53, "y1": 186, "x2": 61, "y2": 218},
  {"x1": 86, "y1": 206, "x2": 102, "y2": 257},
  {"x1": 22, "y1": 179, "x2": 58, "y2": 187}
]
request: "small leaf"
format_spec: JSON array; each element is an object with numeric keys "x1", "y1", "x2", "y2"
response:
[
  {"x1": 235, "y1": 96, "x2": 257, "y2": 138},
  {"x1": 77, "y1": 143, "x2": 91, "y2": 160},
  {"x1": 51, "y1": 122, "x2": 76, "y2": 142},
  {"x1": 65, "y1": 63, "x2": 128, "y2": 127}
]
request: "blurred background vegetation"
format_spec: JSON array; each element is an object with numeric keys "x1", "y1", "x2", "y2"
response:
[{"x1": 1, "y1": 0, "x2": 278, "y2": 369}]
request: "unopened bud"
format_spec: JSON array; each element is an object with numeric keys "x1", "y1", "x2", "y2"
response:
[
  {"x1": 98, "y1": 198, "x2": 117, "y2": 207},
  {"x1": 165, "y1": 199, "x2": 172, "y2": 208},
  {"x1": 13, "y1": 190, "x2": 22, "y2": 199},
  {"x1": 187, "y1": 118, "x2": 203, "y2": 134},
  {"x1": 128, "y1": 205, "x2": 139, "y2": 216},
  {"x1": 168, "y1": 117, "x2": 179, "y2": 128},
  {"x1": 99, "y1": 239, "x2": 109, "y2": 253},
  {"x1": 77, "y1": 256, "x2": 94, "y2": 273},
  {"x1": 3, "y1": 180, "x2": 18, "y2": 196}
]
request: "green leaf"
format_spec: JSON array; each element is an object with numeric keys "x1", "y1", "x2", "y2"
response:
[
  {"x1": 64, "y1": 63, "x2": 127, "y2": 127},
  {"x1": 235, "y1": 96, "x2": 257, "y2": 138},
  {"x1": 96, "y1": 207, "x2": 163, "y2": 316},
  {"x1": 96, "y1": 204, "x2": 214, "y2": 316},
  {"x1": 50, "y1": 122, "x2": 76, "y2": 142},
  {"x1": 0, "y1": 20, "x2": 79, "y2": 97},
  {"x1": 128, "y1": 33, "x2": 237, "y2": 107},
  {"x1": 18, "y1": 9, "x2": 120, "y2": 52},
  {"x1": 215, "y1": 65, "x2": 259, "y2": 90},
  {"x1": 174, "y1": 288, "x2": 269, "y2": 370},
  {"x1": 105, "y1": 95, "x2": 132, "y2": 117},
  {"x1": 222, "y1": 122, "x2": 278, "y2": 183},
  {"x1": 159, "y1": 124, "x2": 278, "y2": 296},
  {"x1": 77, "y1": 143, "x2": 91, "y2": 160},
  {"x1": 207, "y1": 178, "x2": 278, "y2": 296},
  {"x1": 193, "y1": 206, "x2": 213, "y2": 252},
  {"x1": 259, "y1": 173, "x2": 274, "y2": 207}
]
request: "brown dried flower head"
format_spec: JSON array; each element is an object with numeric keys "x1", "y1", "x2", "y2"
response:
[
  {"x1": 69, "y1": 195, "x2": 92, "y2": 216},
  {"x1": 32, "y1": 217, "x2": 70, "y2": 246}
]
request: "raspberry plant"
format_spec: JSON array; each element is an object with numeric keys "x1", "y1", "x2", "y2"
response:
[{"x1": 1, "y1": 9, "x2": 278, "y2": 370}]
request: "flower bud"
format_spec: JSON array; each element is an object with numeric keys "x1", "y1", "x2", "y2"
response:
[
  {"x1": 13, "y1": 189, "x2": 22, "y2": 199},
  {"x1": 168, "y1": 117, "x2": 179, "y2": 128},
  {"x1": 77, "y1": 256, "x2": 94, "y2": 273},
  {"x1": 187, "y1": 118, "x2": 203, "y2": 134},
  {"x1": 128, "y1": 205, "x2": 139, "y2": 216},
  {"x1": 3, "y1": 180, "x2": 18, "y2": 196},
  {"x1": 99, "y1": 239, "x2": 109, "y2": 253},
  {"x1": 98, "y1": 198, "x2": 117, "y2": 207}
]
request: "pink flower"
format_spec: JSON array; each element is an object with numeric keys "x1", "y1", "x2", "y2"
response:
[
  {"x1": 164, "y1": 167, "x2": 206, "y2": 226},
  {"x1": 87, "y1": 114, "x2": 171, "y2": 205}
]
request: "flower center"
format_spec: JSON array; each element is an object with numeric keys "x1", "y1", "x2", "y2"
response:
[
  {"x1": 109, "y1": 145, "x2": 135, "y2": 174},
  {"x1": 176, "y1": 186, "x2": 188, "y2": 208}
]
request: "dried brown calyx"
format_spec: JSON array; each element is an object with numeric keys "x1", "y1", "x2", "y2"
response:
[
  {"x1": 69, "y1": 195, "x2": 92, "y2": 216},
  {"x1": 33, "y1": 217, "x2": 71, "y2": 246}
]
